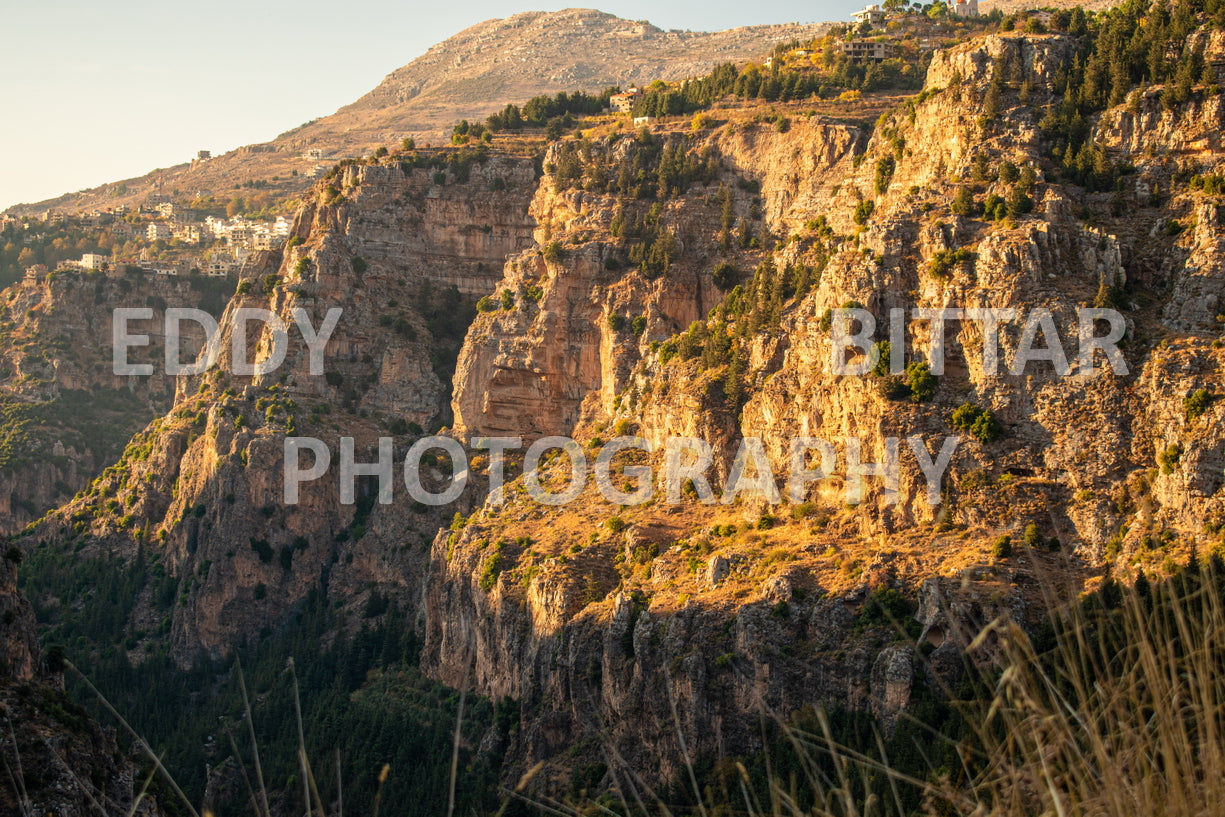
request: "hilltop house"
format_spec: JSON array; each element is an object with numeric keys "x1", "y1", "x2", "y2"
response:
[
  {"x1": 952, "y1": 0, "x2": 979, "y2": 16},
  {"x1": 610, "y1": 88, "x2": 642, "y2": 113},
  {"x1": 852, "y1": 4, "x2": 887, "y2": 27}
]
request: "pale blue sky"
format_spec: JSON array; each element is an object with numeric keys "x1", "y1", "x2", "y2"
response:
[{"x1": 0, "y1": 1, "x2": 857, "y2": 210}]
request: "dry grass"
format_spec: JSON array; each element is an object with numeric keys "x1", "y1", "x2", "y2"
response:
[{"x1": 536, "y1": 563, "x2": 1225, "y2": 817}]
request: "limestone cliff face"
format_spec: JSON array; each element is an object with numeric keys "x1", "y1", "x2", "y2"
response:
[
  {"x1": 451, "y1": 154, "x2": 731, "y2": 437},
  {"x1": 0, "y1": 271, "x2": 215, "y2": 535},
  {"x1": 21, "y1": 153, "x2": 537, "y2": 663},
  {"x1": 298, "y1": 157, "x2": 539, "y2": 296},
  {"x1": 428, "y1": 32, "x2": 1225, "y2": 783}
]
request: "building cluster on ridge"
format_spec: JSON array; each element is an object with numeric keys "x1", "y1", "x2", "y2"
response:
[{"x1": 4, "y1": 207, "x2": 293, "y2": 281}]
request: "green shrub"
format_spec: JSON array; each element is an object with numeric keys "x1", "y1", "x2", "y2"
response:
[
  {"x1": 1159, "y1": 443, "x2": 1183, "y2": 474},
  {"x1": 952, "y1": 186, "x2": 977, "y2": 217},
  {"x1": 871, "y1": 341, "x2": 893, "y2": 377},
  {"x1": 249, "y1": 538, "x2": 273, "y2": 563},
  {"x1": 928, "y1": 248, "x2": 975, "y2": 279},
  {"x1": 853, "y1": 200, "x2": 875, "y2": 226},
  {"x1": 476, "y1": 295, "x2": 497, "y2": 312},
  {"x1": 607, "y1": 314, "x2": 626, "y2": 332},
  {"x1": 875, "y1": 157, "x2": 895, "y2": 195},
  {"x1": 659, "y1": 339, "x2": 678, "y2": 364},
  {"x1": 951, "y1": 402, "x2": 1003, "y2": 442},
  {"x1": 855, "y1": 588, "x2": 917, "y2": 634},
  {"x1": 1185, "y1": 389, "x2": 1213, "y2": 421},
  {"x1": 1023, "y1": 523, "x2": 1042, "y2": 548},
  {"x1": 479, "y1": 545, "x2": 504, "y2": 591},
  {"x1": 905, "y1": 361, "x2": 937, "y2": 402},
  {"x1": 712, "y1": 262, "x2": 739, "y2": 291},
  {"x1": 983, "y1": 193, "x2": 1006, "y2": 220},
  {"x1": 992, "y1": 535, "x2": 1013, "y2": 559}
]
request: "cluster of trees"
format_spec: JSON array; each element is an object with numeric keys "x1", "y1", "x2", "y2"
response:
[
  {"x1": 389, "y1": 144, "x2": 490, "y2": 184},
  {"x1": 481, "y1": 89, "x2": 616, "y2": 134},
  {"x1": 627, "y1": 56, "x2": 923, "y2": 121},
  {"x1": 19, "y1": 545, "x2": 502, "y2": 817},
  {"x1": 953, "y1": 157, "x2": 1038, "y2": 219},
  {"x1": 655, "y1": 251, "x2": 829, "y2": 408},
  {"x1": 551, "y1": 129, "x2": 723, "y2": 200},
  {"x1": 1033, "y1": 0, "x2": 1224, "y2": 188}
]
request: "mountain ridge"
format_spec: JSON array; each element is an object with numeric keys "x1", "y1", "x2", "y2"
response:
[{"x1": 3, "y1": 8, "x2": 825, "y2": 218}]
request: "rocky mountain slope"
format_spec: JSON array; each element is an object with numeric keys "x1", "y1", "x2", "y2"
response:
[
  {"x1": 4, "y1": 9, "x2": 824, "y2": 218},
  {"x1": 19, "y1": 152, "x2": 537, "y2": 661},
  {"x1": 426, "y1": 29, "x2": 1225, "y2": 784},
  {"x1": 0, "y1": 271, "x2": 228, "y2": 535},
  {"x1": 11, "y1": 2, "x2": 1225, "y2": 808}
]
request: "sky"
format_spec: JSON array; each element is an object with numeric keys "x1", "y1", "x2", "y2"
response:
[{"x1": 0, "y1": 0, "x2": 860, "y2": 211}]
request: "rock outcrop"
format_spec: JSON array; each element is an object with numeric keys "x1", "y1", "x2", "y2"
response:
[{"x1": 425, "y1": 31, "x2": 1225, "y2": 784}]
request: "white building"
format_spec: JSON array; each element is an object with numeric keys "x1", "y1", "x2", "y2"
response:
[
  {"x1": 951, "y1": 0, "x2": 979, "y2": 16},
  {"x1": 852, "y1": 4, "x2": 887, "y2": 26},
  {"x1": 610, "y1": 88, "x2": 643, "y2": 113},
  {"x1": 80, "y1": 253, "x2": 108, "y2": 271},
  {"x1": 147, "y1": 222, "x2": 172, "y2": 241}
]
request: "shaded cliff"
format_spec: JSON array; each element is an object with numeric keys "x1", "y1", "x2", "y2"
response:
[
  {"x1": 18, "y1": 152, "x2": 538, "y2": 663},
  {"x1": 0, "y1": 271, "x2": 229, "y2": 535}
]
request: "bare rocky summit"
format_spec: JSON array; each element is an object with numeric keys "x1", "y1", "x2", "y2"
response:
[{"x1": 5, "y1": 8, "x2": 824, "y2": 217}]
